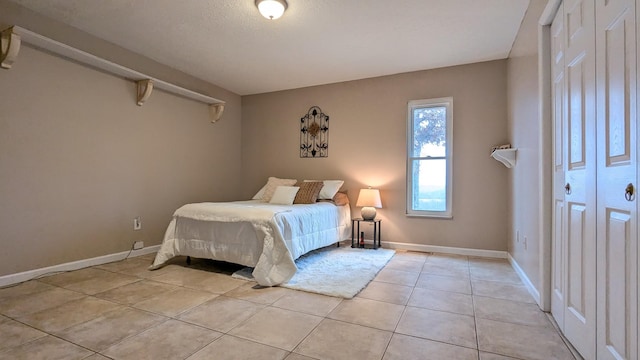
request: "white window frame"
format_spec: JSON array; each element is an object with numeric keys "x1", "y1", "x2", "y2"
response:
[{"x1": 406, "y1": 97, "x2": 453, "y2": 218}]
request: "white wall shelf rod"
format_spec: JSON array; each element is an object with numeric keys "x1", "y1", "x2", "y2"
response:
[{"x1": 1, "y1": 26, "x2": 225, "y2": 121}]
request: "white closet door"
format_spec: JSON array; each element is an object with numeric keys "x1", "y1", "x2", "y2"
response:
[
  {"x1": 595, "y1": 0, "x2": 638, "y2": 358},
  {"x1": 563, "y1": 0, "x2": 598, "y2": 357},
  {"x1": 551, "y1": 1, "x2": 598, "y2": 358},
  {"x1": 551, "y1": 4, "x2": 568, "y2": 331}
]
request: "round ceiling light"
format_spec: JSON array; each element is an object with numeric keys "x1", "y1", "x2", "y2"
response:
[{"x1": 255, "y1": 0, "x2": 288, "y2": 20}]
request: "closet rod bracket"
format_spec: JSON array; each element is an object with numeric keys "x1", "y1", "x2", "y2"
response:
[
  {"x1": 136, "y1": 79, "x2": 154, "y2": 106},
  {"x1": 1, "y1": 27, "x2": 21, "y2": 69},
  {"x1": 209, "y1": 103, "x2": 225, "y2": 123}
]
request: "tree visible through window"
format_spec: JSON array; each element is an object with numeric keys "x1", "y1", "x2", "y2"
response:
[{"x1": 407, "y1": 97, "x2": 453, "y2": 217}]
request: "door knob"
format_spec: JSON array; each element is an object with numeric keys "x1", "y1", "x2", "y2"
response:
[
  {"x1": 625, "y1": 183, "x2": 635, "y2": 201},
  {"x1": 565, "y1": 183, "x2": 571, "y2": 195}
]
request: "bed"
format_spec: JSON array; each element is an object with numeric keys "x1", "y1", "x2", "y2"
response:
[{"x1": 149, "y1": 179, "x2": 351, "y2": 286}]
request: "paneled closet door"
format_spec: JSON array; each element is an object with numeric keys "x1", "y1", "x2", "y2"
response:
[
  {"x1": 595, "y1": 0, "x2": 638, "y2": 358},
  {"x1": 551, "y1": 5, "x2": 567, "y2": 332},
  {"x1": 551, "y1": 0, "x2": 598, "y2": 358}
]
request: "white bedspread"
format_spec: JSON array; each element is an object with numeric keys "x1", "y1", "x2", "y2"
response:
[{"x1": 150, "y1": 200, "x2": 350, "y2": 286}]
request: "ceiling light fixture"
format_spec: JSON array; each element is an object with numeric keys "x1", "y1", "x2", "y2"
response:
[{"x1": 255, "y1": 0, "x2": 288, "y2": 20}]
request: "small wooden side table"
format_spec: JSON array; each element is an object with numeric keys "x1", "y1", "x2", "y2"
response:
[{"x1": 351, "y1": 218, "x2": 381, "y2": 249}]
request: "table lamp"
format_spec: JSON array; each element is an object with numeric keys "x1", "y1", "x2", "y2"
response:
[{"x1": 356, "y1": 188, "x2": 382, "y2": 220}]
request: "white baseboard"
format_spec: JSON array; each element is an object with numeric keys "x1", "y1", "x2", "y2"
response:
[
  {"x1": 507, "y1": 253, "x2": 541, "y2": 305},
  {"x1": 0, "y1": 245, "x2": 160, "y2": 288},
  {"x1": 383, "y1": 241, "x2": 508, "y2": 259}
]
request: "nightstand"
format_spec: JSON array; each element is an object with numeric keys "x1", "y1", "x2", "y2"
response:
[{"x1": 351, "y1": 218, "x2": 381, "y2": 249}]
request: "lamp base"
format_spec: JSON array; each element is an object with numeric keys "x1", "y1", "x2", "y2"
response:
[{"x1": 361, "y1": 207, "x2": 377, "y2": 220}]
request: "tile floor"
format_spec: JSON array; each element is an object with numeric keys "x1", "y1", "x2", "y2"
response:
[{"x1": 0, "y1": 248, "x2": 578, "y2": 360}]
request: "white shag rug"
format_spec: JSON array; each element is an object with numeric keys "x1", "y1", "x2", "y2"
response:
[{"x1": 232, "y1": 245, "x2": 395, "y2": 298}]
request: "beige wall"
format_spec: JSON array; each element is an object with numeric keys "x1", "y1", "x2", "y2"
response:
[
  {"x1": 0, "y1": 3, "x2": 242, "y2": 276},
  {"x1": 242, "y1": 60, "x2": 510, "y2": 251},
  {"x1": 507, "y1": 54, "x2": 541, "y2": 287},
  {"x1": 506, "y1": 0, "x2": 548, "y2": 294}
]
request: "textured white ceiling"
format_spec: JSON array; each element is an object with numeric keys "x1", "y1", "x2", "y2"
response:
[{"x1": 11, "y1": 0, "x2": 530, "y2": 95}]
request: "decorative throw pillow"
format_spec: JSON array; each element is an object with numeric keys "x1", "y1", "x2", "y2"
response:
[
  {"x1": 332, "y1": 191, "x2": 350, "y2": 206},
  {"x1": 304, "y1": 180, "x2": 344, "y2": 199},
  {"x1": 261, "y1": 177, "x2": 297, "y2": 202},
  {"x1": 269, "y1": 186, "x2": 300, "y2": 205},
  {"x1": 293, "y1": 181, "x2": 324, "y2": 204}
]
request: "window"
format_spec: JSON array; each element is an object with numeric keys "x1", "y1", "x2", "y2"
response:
[{"x1": 406, "y1": 97, "x2": 453, "y2": 218}]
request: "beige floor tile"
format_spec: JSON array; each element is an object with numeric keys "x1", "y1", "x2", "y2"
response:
[
  {"x1": 471, "y1": 279, "x2": 535, "y2": 303},
  {"x1": 0, "y1": 335, "x2": 93, "y2": 360},
  {"x1": 468, "y1": 258, "x2": 511, "y2": 269},
  {"x1": 0, "y1": 281, "x2": 55, "y2": 302},
  {"x1": 407, "y1": 287, "x2": 474, "y2": 315},
  {"x1": 425, "y1": 253, "x2": 469, "y2": 266},
  {"x1": 272, "y1": 290, "x2": 342, "y2": 316},
  {"x1": 188, "y1": 335, "x2": 288, "y2": 360},
  {"x1": 178, "y1": 296, "x2": 264, "y2": 332},
  {"x1": 133, "y1": 252, "x2": 158, "y2": 261},
  {"x1": 479, "y1": 351, "x2": 521, "y2": 360},
  {"x1": 422, "y1": 263, "x2": 470, "y2": 278},
  {"x1": 132, "y1": 262, "x2": 191, "y2": 279},
  {"x1": 396, "y1": 306, "x2": 477, "y2": 349},
  {"x1": 94, "y1": 257, "x2": 152, "y2": 273},
  {"x1": 94, "y1": 279, "x2": 175, "y2": 305},
  {"x1": 0, "y1": 315, "x2": 47, "y2": 351},
  {"x1": 327, "y1": 297, "x2": 404, "y2": 331},
  {"x1": 55, "y1": 307, "x2": 167, "y2": 351},
  {"x1": 415, "y1": 273, "x2": 472, "y2": 294},
  {"x1": 133, "y1": 287, "x2": 217, "y2": 317},
  {"x1": 284, "y1": 353, "x2": 317, "y2": 360},
  {"x1": 383, "y1": 333, "x2": 478, "y2": 360},
  {"x1": 151, "y1": 267, "x2": 246, "y2": 294},
  {"x1": 384, "y1": 258, "x2": 425, "y2": 272},
  {"x1": 83, "y1": 354, "x2": 111, "y2": 359},
  {"x1": 392, "y1": 251, "x2": 429, "y2": 262},
  {"x1": 476, "y1": 318, "x2": 574, "y2": 360},
  {"x1": 38, "y1": 268, "x2": 108, "y2": 287},
  {"x1": 0, "y1": 286, "x2": 85, "y2": 318},
  {"x1": 294, "y1": 318, "x2": 392, "y2": 360},
  {"x1": 143, "y1": 265, "x2": 204, "y2": 283},
  {"x1": 224, "y1": 282, "x2": 290, "y2": 305},
  {"x1": 473, "y1": 295, "x2": 551, "y2": 328},
  {"x1": 356, "y1": 281, "x2": 414, "y2": 305},
  {"x1": 39, "y1": 268, "x2": 139, "y2": 295},
  {"x1": 17, "y1": 296, "x2": 122, "y2": 332},
  {"x1": 102, "y1": 319, "x2": 221, "y2": 360},
  {"x1": 470, "y1": 265, "x2": 522, "y2": 284},
  {"x1": 374, "y1": 268, "x2": 419, "y2": 286},
  {"x1": 229, "y1": 306, "x2": 322, "y2": 351},
  {"x1": 63, "y1": 272, "x2": 140, "y2": 295}
]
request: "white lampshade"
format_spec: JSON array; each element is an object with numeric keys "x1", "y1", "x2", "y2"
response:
[
  {"x1": 256, "y1": 0, "x2": 288, "y2": 20},
  {"x1": 356, "y1": 188, "x2": 382, "y2": 220}
]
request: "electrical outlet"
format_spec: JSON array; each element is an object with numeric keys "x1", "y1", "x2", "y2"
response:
[
  {"x1": 133, "y1": 241, "x2": 144, "y2": 250},
  {"x1": 133, "y1": 216, "x2": 142, "y2": 230}
]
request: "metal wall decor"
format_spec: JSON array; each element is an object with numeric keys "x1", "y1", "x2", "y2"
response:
[{"x1": 300, "y1": 106, "x2": 329, "y2": 158}]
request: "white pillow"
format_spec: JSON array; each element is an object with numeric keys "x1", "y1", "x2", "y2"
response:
[
  {"x1": 252, "y1": 184, "x2": 267, "y2": 200},
  {"x1": 269, "y1": 186, "x2": 300, "y2": 205},
  {"x1": 304, "y1": 180, "x2": 344, "y2": 199}
]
